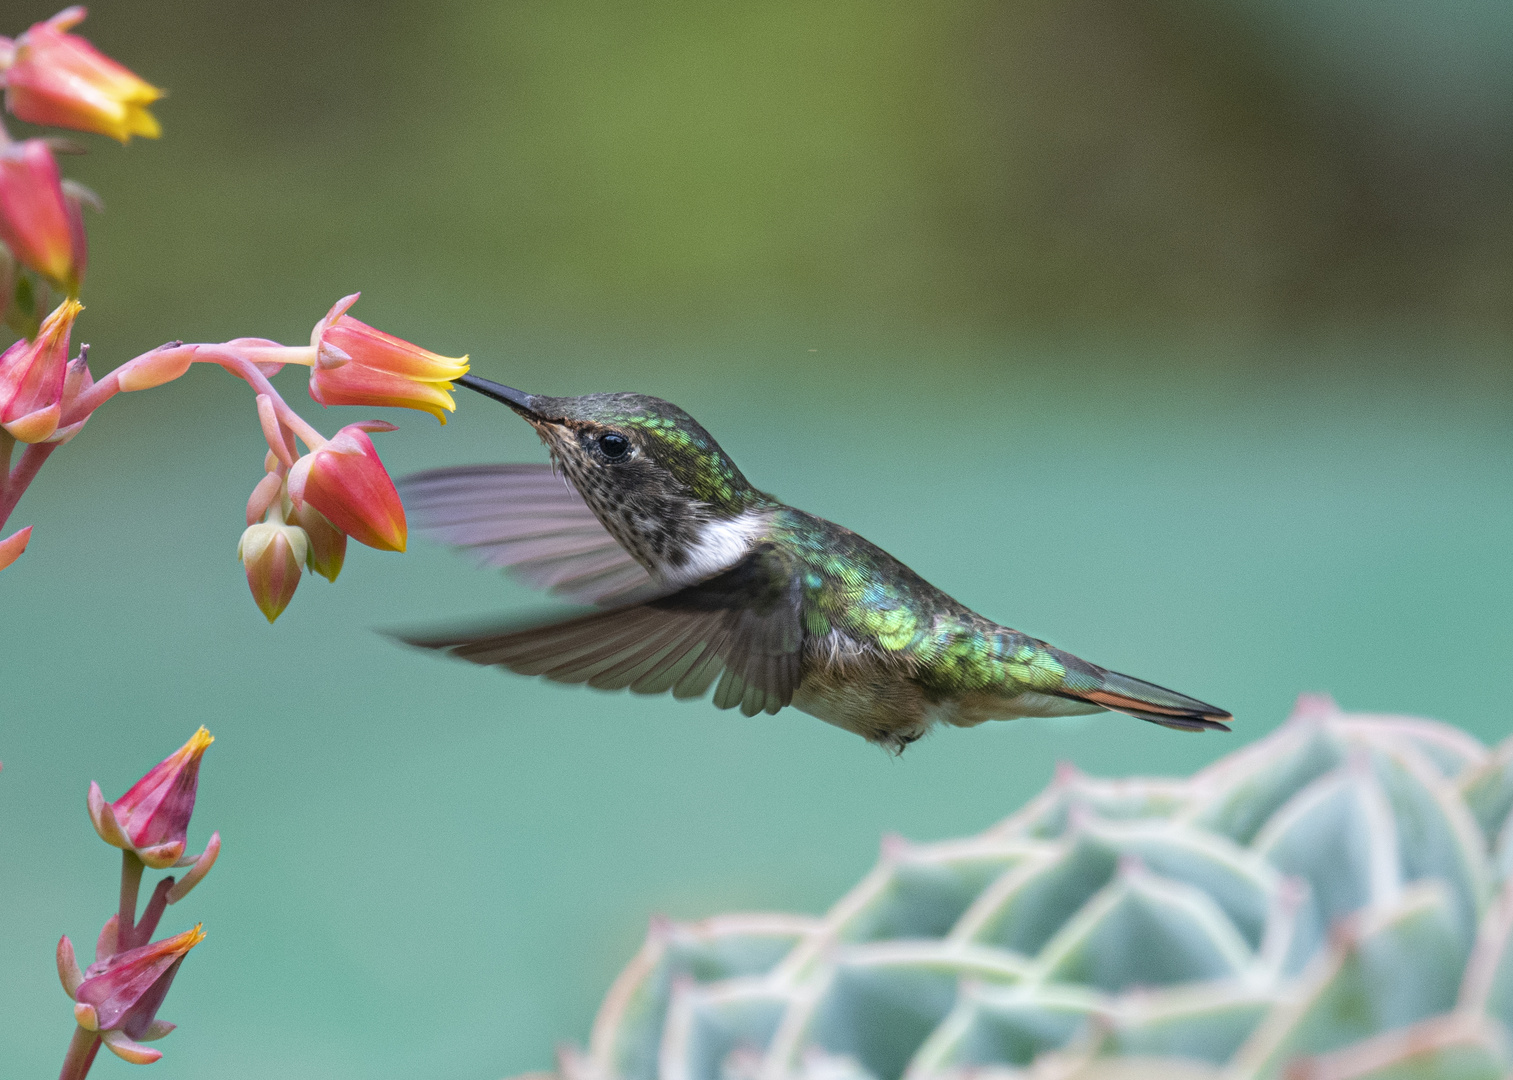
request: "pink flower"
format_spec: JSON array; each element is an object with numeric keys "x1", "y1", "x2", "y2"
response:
[
  {"x1": 0, "y1": 139, "x2": 85, "y2": 290},
  {"x1": 89, "y1": 727, "x2": 214, "y2": 869},
  {"x1": 3, "y1": 7, "x2": 163, "y2": 143},
  {"x1": 237, "y1": 519, "x2": 307, "y2": 622},
  {"x1": 69, "y1": 925, "x2": 204, "y2": 1064},
  {"x1": 308, "y1": 294, "x2": 468, "y2": 422},
  {"x1": 0, "y1": 297, "x2": 80, "y2": 442},
  {"x1": 287, "y1": 421, "x2": 407, "y2": 552}
]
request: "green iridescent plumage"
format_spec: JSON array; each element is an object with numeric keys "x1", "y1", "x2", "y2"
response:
[{"x1": 401, "y1": 378, "x2": 1230, "y2": 750}]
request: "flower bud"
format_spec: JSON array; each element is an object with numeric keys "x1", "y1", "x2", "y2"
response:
[
  {"x1": 0, "y1": 139, "x2": 84, "y2": 290},
  {"x1": 238, "y1": 520, "x2": 308, "y2": 623},
  {"x1": 116, "y1": 342, "x2": 196, "y2": 392},
  {"x1": 308, "y1": 293, "x2": 469, "y2": 422},
  {"x1": 288, "y1": 500, "x2": 347, "y2": 582},
  {"x1": 0, "y1": 296, "x2": 80, "y2": 442},
  {"x1": 287, "y1": 422, "x2": 407, "y2": 552},
  {"x1": 88, "y1": 727, "x2": 213, "y2": 869},
  {"x1": 4, "y1": 7, "x2": 164, "y2": 143},
  {"x1": 0, "y1": 524, "x2": 31, "y2": 572},
  {"x1": 73, "y1": 925, "x2": 204, "y2": 1064}
]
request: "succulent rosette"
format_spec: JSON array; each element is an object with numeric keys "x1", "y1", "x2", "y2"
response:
[{"x1": 555, "y1": 697, "x2": 1513, "y2": 1080}]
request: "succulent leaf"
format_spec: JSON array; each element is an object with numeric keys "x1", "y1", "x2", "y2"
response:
[{"x1": 549, "y1": 701, "x2": 1513, "y2": 1080}]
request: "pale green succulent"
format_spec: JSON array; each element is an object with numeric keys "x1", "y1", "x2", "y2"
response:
[{"x1": 547, "y1": 697, "x2": 1513, "y2": 1080}]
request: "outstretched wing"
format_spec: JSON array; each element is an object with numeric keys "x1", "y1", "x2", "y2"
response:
[
  {"x1": 400, "y1": 464, "x2": 655, "y2": 606},
  {"x1": 401, "y1": 544, "x2": 805, "y2": 717}
]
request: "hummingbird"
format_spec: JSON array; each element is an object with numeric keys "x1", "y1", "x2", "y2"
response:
[{"x1": 399, "y1": 375, "x2": 1231, "y2": 751}]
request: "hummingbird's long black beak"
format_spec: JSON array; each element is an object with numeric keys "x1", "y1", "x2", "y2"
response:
[{"x1": 457, "y1": 375, "x2": 540, "y2": 418}]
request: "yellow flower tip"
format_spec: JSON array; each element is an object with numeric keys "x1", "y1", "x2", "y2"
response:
[
  {"x1": 183, "y1": 923, "x2": 207, "y2": 950},
  {"x1": 120, "y1": 103, "x2": 162, "y2": 142},
  {"x1": 45, "y1": 296, "x2": 84, "y2": 328},
  {"x1": 168, "y1": 726, "x2": 215, "y2": 760}
]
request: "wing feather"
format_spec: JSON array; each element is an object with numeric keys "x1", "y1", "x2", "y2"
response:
[
  {"x1": 400, "y1": 546, "x2": 804, "y2": 713},
  {"x1": 401, "y1": 464, "x2": 656, "y2": 605}
]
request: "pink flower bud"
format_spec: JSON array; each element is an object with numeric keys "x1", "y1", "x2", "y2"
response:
[
  {"x1": 0, "y1": 524, "x2": 31, "y2": 572},
  {"x1": 4, "y1": 7, "x2": 163, "y2": 143},
  {"x1": 0, "y1": 297, "x2": 80, "y2": 442},
  {"x1": 0, "y1": 140, "x2": 84, "y2": 290},
  {"x1": 88, "y1": 727, "x2": 213, "y2": 869},
  {"x1": 237, "y1": 520, "x2": 308, "y2": 623},
  {"x1": 115, "y1": 342, "x2": 196, "y2": 392},
  {"x1": 288, "y1": 500, "x2": 347, "y2": 582},
  {"x1": 308, "y1": 294, "x2": 469, "y2": 422},
  {"x1": 287, "y1": 422, "x2": 407, "y2": 552},
  {"x1": 74, "y1": 924, "x2": 203, "y2": 1063}
]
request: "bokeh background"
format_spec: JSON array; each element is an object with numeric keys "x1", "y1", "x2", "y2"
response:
[{"x1": 2, "y1": 1, "x2": 1511, "y2": 1076}]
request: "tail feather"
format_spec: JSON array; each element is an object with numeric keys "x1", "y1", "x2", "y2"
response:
[{"x1": 1060, "y1": 668, "x2": 1232, "y2": 733}]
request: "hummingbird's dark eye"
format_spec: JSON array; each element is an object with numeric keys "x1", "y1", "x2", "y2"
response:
[{"x1": 597, "y1": 432, "x2": 631, "y2": 461}]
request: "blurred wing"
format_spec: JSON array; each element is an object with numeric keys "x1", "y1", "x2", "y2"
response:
[
  {"x1": 401, "y1": 545, "x2": 804, "y2": 717},
  {"x1": 400, "y1": 464, "x2": 655, "y2": 606}
]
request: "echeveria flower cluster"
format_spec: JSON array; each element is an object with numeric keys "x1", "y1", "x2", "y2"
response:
[
  {"x1": 57, "y1": 730, "x2": 218, "y2": 1077},
  {"x1": 0, "y1": 7, "x2": 470, "y2": 620}
]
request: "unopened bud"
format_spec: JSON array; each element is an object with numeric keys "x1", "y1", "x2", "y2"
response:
[{"x1": 238, "y1": 521, "x2": 308, "y2": 622}]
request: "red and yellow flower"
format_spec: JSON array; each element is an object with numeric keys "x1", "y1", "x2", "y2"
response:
[
  {"x1": 0, "y1": 297, "x2": 80, "y2": 442},
  {"x1": 2, "y1": 7, "x2": 163, "y2": 143},
  {"x1": 287, "y1": 421, "x2": 407, "y2": 552},
  {"x1": 308, "y1": 293, "x2": 468, "y2": 422},
  {"x1": 0, "y1": 139, "x2": 85, "y2": 290}
]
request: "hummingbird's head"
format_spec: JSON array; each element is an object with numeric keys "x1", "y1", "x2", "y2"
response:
[{"x1": 458, "y1": 375, "x2": 771, "y2": 581}]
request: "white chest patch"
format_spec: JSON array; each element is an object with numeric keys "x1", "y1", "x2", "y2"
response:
[{"x1": 657, "y1": 508, "x2": 769, "y2": 587}]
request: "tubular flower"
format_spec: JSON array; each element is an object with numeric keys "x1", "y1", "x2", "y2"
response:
[
  {"x1": 0, "y1": 296, "x2": 80, "y2": 442},
  {"x1": 0, "y1": 139, "x2": 85, "y2": 290},
  {"x1": 88, "y1": 727, "x2": 214, "y2": 869},
  {"x1": 3, "y1": 7, "x2": 163, "y2": 143},
  {"x1": 71, "y1": 925, "x2": 204, "y2": 1064},
  {"x1": 308, "y1": 293, "x2": 468, "y2": 422},
  {"x1": 237, "y1": 519, "x2": 308, "y2": 622},
  {"x1": 287, "y1": 421, "x2": 407, "y2": 551}
]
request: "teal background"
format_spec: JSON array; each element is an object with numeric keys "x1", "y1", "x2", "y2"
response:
[{"x1": 1, "y1": 2, "x2": 1511, "y2": 1078}]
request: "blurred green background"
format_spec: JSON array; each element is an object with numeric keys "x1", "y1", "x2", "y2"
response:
[{"x1": 1, "y1": 1, "x2": 1511, "y2": 1077}]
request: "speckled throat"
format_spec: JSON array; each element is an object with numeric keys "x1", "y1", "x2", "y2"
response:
[{"x1": 460, "y1": 377, "x2": 775, "y2": 584}]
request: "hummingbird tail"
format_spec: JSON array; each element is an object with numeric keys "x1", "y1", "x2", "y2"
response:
[{"x1": 1062, "y1": 669, "x2": 1233, "y2": 733}]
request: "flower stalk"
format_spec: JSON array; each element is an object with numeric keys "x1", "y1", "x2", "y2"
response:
[{"x1": 58, "y1": 730, "x2": 220, "y2": 1078}]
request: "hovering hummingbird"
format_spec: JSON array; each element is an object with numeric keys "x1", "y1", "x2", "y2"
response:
[{"x1": 400, "y1": 375, "x2": 1231, "y2": 751}]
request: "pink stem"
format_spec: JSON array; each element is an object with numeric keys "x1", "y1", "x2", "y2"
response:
[
  {"x1": 62, "y1": 342, "x2": 314, "y2": 427},
  {"x1": 4, "y1": 340, "x2": 321, "y2": 534},
  {"x1": 116, "y1": 851, "x2": 144, "y2": 953},
  {"x1": 133, "y1": 876, "x2": 175, "y2": 946},
  {"x1": 58, "y1": 1026, "x2": 100, "y2": 1080},
  {"x1": 0, "y1": 427, "x2": 15, "y2": 501},
  {"x1": 0, "y1": 442, "x2": 56, "y2": 533},
  {"x1": 196, "y1": 348, "x2": 326, "y2": 451}
]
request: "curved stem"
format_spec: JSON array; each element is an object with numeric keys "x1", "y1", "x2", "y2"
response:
[
  {"x1": 58, "y1": 1026, "x2": 101, "y2": 1080},
  {"x1": 0, "y1": 442, "x2": 56, "y2": 533},
  {"x1": 200, "y1": 350, "x2": 326, "y2": 451},
  {"x1": 8, "y1": 339, "x2": 324, "y2": 534}
]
